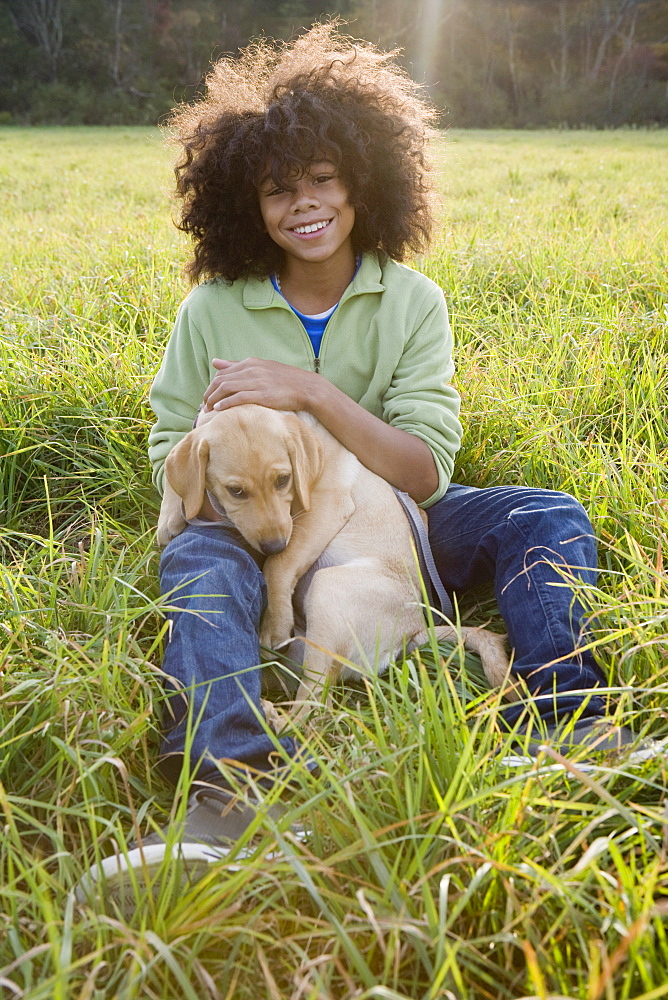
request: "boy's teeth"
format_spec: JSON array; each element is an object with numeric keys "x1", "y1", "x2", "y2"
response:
[{"x1": 294, "y1": 221, "x2": 328, "y2": 234}]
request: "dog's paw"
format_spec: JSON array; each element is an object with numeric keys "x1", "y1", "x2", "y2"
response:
[
  {"x1": 260, "y1": 698, "x2": 287, "y2": 734},
  {"x1": 156, "y1": 512, "x2": 186, "y2": 547},
  {"x1": 260, "y1": 606, "x2": 295, "y2": 651}
]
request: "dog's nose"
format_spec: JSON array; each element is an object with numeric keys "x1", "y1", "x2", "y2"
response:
[{"x1": 259, "y1": 538, "x2": 288, "y2": 555}]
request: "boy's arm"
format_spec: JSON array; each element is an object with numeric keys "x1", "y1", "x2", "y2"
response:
[
  {"x1": 379, "y1": 285, "x2": 462, "y2": 505},
  {"x1": 148, "y1": 301, "x2": 212, "y2": 496},
  {"x1": 307, "y1": 381, "x2": 441, "y2": 503}
]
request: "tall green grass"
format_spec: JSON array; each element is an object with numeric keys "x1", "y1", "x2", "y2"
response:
[{"x1": 1, "y1": 126, "x2": 667, "y2": 999}]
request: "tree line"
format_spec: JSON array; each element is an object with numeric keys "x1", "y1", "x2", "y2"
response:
[{"x1": 1, "y1": 0, "x2": 666, "y2": 127}]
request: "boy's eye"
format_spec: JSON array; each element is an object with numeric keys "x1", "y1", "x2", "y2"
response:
[{"x1": 313, "y1": 174, "x2": 333, "y2": 185}]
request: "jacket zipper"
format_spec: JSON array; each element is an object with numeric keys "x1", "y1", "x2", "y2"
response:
[
  {"x1": 313, "y1": 307, "x2": 339, "y2": 374},
  {"x1": 275, "y1": 255, "x2": 363, "y2": 377},
  {"x1": 289, "y1": 295, "x2": 345, "y2": 375}
]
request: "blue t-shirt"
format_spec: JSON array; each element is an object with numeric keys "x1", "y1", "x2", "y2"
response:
[
  {"x1": 271, "y1": 256, "x2": 361, "y2": 357},
  {"x1": 270, "y1": 277, "x2": 334, "y2": 356}
]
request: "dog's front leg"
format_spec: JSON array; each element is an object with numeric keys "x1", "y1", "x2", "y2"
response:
[
  {"x1": 156, "y1": 479, "x2": 187, "y2": 546},
  {"x1": 259, "y1": 577, "x2": 297, "y2": 653},
  {"x1": 260, "y1": 492, "x2": 354, "y2": 651}
]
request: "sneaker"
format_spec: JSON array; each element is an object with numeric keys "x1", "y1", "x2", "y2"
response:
[
  {"x1": 500, "y1": 718, "x2": 667, "y2": 769},
  {"x1": 74, "y1": 785, "x2": 302, "y2": 910}
]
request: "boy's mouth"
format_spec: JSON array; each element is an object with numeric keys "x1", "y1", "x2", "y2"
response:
[{"x1": 290, "y1": 219, "x2": 332, "y2": 236}]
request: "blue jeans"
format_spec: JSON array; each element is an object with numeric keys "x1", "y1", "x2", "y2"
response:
[
  {"x1": 158, "y1": 484, "x2": 605, "y2": 783},
  {"x1": 427, "y1": 485, "x2": 605, "y2": 727}
]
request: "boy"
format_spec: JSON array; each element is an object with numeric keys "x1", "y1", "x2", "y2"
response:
[{"x1": 80, "y1": 23, "x2": 645, "y2": 904}]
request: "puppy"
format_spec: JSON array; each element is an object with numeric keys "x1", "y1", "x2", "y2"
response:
[{"x1": 158, "y1": 405, "x2": 515, "y2": 721}]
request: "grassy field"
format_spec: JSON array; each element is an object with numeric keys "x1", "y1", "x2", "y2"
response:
[{"x1": 1, "y1": 126, "x2": 667, "y2": 999}]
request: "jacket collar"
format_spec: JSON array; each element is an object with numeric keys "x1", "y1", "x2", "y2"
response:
[{"x1": 242, "y1": 252, "x2": 386, "y2": 309}]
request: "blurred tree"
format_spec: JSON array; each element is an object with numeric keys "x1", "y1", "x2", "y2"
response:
[
  {"x1": 0, "y1": 0, "x2": 665, "y2": 125},
  {"x1": 6, "y1": 0, "x2": 63, "y2": 81}
]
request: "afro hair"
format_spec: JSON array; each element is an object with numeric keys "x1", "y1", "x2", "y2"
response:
[{"x1": 167, "y1": 21, "x2": 441, "y2": 283}]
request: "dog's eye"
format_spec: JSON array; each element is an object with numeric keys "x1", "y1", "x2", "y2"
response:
[
  {"x1": 275, "y1": 474, "x2": 290, "y2": 489},
  {"x1": 227, "y1": 486, "x2": 247, "y2": 499}
]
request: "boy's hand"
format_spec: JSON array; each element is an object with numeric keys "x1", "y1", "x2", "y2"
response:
[{"x1": 202, "y1": 357, "x2": 319, "y2": 412}]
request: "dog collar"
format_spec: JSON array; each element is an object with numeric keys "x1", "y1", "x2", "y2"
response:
[
  {"x1": 184, "y1": 490, "x2": 234, "y2": 530},
  {"x1": 206, "y1": 490, "x2": 228, "y2": 519}
]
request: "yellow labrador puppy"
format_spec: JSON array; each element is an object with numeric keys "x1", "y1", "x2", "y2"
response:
[{"x1": 157, "y1": 405, "x2": 513, "y2": 722}]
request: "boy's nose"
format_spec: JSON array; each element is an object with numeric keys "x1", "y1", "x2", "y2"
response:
[{"x1": 291, "y1": 180, "x2": 319, "y2": 210}]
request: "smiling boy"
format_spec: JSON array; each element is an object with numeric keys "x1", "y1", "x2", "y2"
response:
[{"x1": 78, "y1": 23, "x2": 648, "y2": 906}]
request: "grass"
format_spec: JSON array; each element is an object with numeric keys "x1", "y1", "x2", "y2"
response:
[{"x1": 1, "y1": 125, "x2": 667, "y2": 999}]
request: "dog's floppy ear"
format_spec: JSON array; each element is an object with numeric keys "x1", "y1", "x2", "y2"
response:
[
  {"x1": 284, "y1": 416, "x2": 323, "y2": 511},
  {"x1": 164, "y1": 431, "x2": 210, "y2": 520}
]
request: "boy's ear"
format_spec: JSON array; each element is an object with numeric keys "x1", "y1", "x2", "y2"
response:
[
  {"x1": 284, "y1": 416, "x2": 324, "y2": 511},
  {"x1": 165, "y1": 431, "x2": 209, "y2": 520}
]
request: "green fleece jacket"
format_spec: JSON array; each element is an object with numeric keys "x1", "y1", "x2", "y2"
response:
[{"x1": 148, "y1": 253, "x2": 462, "y2": 507}]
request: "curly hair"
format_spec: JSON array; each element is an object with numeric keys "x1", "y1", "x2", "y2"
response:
[{"x1": 167, "y1": 22, "x2": 440, "y2": 283}]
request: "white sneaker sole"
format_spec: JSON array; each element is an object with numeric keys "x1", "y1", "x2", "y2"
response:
[
  {"x1": 74, "y1": 841, "x2": 239, "y2": 906},
  {"x1": 75, "y1": 826, "x2": 309, "y2": 908},
  {"x1": 499, "y1": 737, "x2": 668, "y2": 771}
]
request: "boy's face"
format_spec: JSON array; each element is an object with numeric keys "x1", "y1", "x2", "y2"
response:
[{"x1": 257, "y1": 159, "x2": 355, "y2": 271}]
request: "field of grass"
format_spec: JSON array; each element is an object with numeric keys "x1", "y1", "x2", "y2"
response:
[{"x1": 1, "y1": 126, "x2": 667, "y2": 999}]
